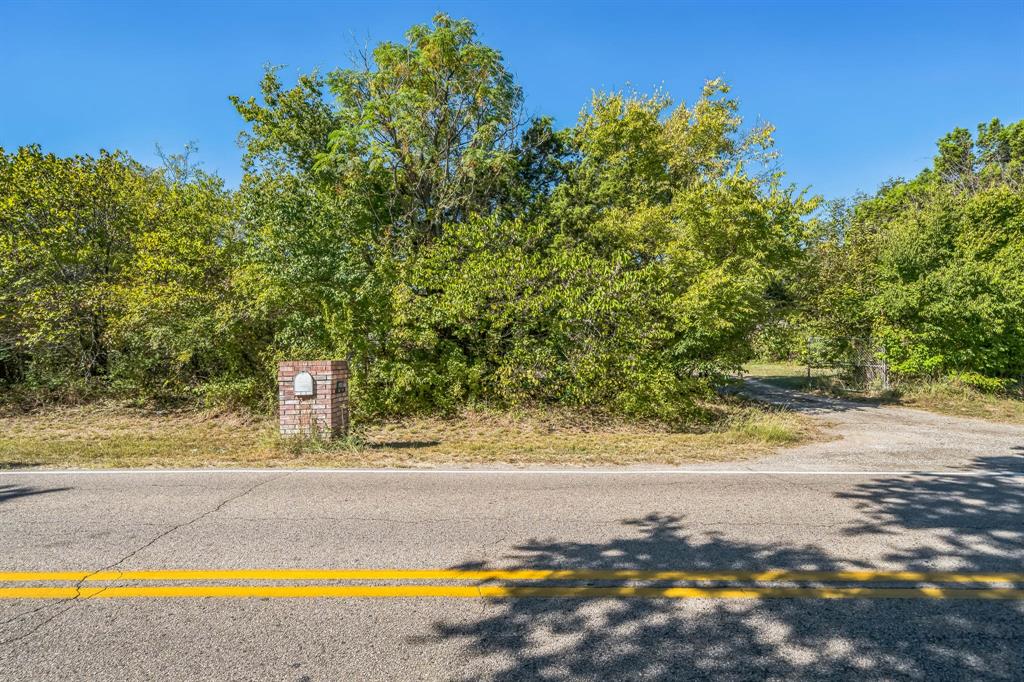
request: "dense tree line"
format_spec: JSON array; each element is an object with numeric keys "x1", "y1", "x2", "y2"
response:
[
  {"x1": 777, "y1": 117, "x2": 1023, "y2": 389},
  {"x1": 0, "y1": 145, "x2": 254, "y2": 403},
  {"x1": 1, "y1": 15, "x2": 1021, "y2": 417}
]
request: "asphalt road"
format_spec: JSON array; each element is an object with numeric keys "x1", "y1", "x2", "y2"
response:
[{"x1": 1, "y1": 388, "x2": 1023, "y2": 680}]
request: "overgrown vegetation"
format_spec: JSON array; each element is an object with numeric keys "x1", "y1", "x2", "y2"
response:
[
  {"x1": 765, "y1": 116, "x2": 1023, "y2": 392},
  {"x1": 1, "y1": 14, "x2": 813, "y2": 425},
  {"x1": 1, "y1": 13, "x2": 1021, "y2": 431}
]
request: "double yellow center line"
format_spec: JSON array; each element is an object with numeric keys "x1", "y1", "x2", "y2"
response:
[{"x1": 1, "y1": 569, "x2": 1022, "y2": 600}]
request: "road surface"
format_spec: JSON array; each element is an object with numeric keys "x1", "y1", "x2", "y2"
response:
[{"x1": 1, "y1": 384, "x2": 1022, "y2": 680}]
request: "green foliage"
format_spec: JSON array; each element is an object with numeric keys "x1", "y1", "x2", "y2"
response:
[
  {"x1": 24, "y1": 13, "x2": 996, "y2": 425},
  {"x1": 800, "y1": 119, "x2": 1024, "y2": 380},
  {"x1": 1, "y1": 146, "x2": 145, "y2": 387},
  {"x1": 0, "y1": 144, "x2": 244, "y2": 402},
  {"x1": 947, "y1": 371, "x2": 1011, "y2": 394},
  {"x1": 229, "y1": 12, "x2": 815, "y2": 422}
]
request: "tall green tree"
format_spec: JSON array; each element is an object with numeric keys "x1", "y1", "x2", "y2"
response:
[
  {"x1": 0, "y1": 145, "x2": 240, "y2": 399},
  {"x1": 233, "y1": 37, "x2": 813, "y2": 419},
  {"x1": 0, "y1": 146, "x2": 151, "y2": 388},
  {"x1": 231, "y1": 14, "x2": 563, "y2": 414},
  {"x1": 800, "y1": 119, "x2": 1024, "y2": 381}
]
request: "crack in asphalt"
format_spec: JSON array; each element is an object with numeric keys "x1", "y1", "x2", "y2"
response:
[{"x1": 0, "y1": 472, "x2": 290, "y2": 647}]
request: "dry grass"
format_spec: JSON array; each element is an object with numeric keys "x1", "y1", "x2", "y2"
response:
[
  {"x1": 745, "y1": 362, "x2": 1024, "y2": 425},
  {"x1": 898, "y1": 381, "x2": 1024, "y2": 424},
  {"x1": 0, "y1": 402, "x2": 819, "y2": 470}
]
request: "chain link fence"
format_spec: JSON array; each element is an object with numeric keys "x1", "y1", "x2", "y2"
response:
[{"x1": 803, "y1": 336, "x2": 890, "y2": 390}]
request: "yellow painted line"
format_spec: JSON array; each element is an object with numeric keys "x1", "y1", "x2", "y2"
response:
[
  {"x1": 0, "y1": 569, "x2": 1022, "y2": 584},
  {"x1": 0, "y1": 585, "x2": 1021, "y2": 600}
]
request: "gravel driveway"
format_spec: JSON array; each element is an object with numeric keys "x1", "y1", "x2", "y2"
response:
[{"x1": 742, "y1": 378, "x2": 1024, "y2": 473}]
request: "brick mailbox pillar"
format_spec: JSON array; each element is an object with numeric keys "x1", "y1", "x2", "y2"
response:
[{"x1": 278, "y1": 360, "x2": 349, "y2": 438}]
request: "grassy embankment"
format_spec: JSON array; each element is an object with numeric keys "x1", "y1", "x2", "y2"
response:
[
  {"x1": 0, "y1": 401, "x2": 816, "y2": 470},
  {"x1": 745, "y1": 362, "x2": 1024, "y2": 424}
]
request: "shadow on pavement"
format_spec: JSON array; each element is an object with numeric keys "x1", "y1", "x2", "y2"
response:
[
  {"x1": 740, "y1": 377, "x2": 882, "y2": 416},
  {"x1": 422, "y1": 457, "x2": 1024, "y2": 680},
  {"x1": 368, "y1": 440, "x2": 442, "y2": 450},
  {"x1": 0, "y1": 483, "x2": 71, "y2": 505},
  {"x1": 836, "y1": 454, "x2": 1024, "y2": 574}
]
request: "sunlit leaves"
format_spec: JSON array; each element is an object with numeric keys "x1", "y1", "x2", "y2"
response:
[{"x1": 801, "y1": 119, "x2": 1024, "y2": 379}]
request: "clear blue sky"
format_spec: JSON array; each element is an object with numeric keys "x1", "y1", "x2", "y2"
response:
[{"x1": 2, "y1": 0, "x2": 1022, "y2": 200}]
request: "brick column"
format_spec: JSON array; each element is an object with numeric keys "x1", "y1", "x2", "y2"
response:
[{"x1": 278, "y1": 360, "x2": 349, "y2": 438}]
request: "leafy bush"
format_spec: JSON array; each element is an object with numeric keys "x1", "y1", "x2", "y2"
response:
[
  {"x1": 800, "y1": 119, "x2": 1024, "y2": 383},
  {"x1": 0, "y1": 145, "x2": 243, "y2": 404},
  {"x1": 947, "y1": 371, "x2": 1011, "y2": 394},
  {"x1": 227, "y1": 15, "x2": 814, "y2": 422}
]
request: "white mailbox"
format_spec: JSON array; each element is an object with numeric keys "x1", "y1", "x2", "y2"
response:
[{"x1": 293, "y1": 371, "x2": 315, "y2": 397}]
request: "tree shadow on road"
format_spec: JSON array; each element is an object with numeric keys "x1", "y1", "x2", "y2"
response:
[
  {"x1": 420, "y1": 458, "x2": 1024, "y2": 680},
  {"x1": 835, "y1": 454, "x2": 1024, "y2": 575},
  {"x1": 0, "y1": 483, "x2": 70, "y2": 505},
  {"x1": 741, "y1": 377, "x2": 886, "y2": 416}
]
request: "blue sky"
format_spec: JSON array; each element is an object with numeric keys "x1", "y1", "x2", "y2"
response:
[{"x1": 2, "y1": 0, "x2": 1022, "y2": 200}]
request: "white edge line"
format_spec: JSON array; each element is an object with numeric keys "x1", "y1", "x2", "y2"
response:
[{"x1": 0, "y1": 468, "x2": 1021, "y2": 477}]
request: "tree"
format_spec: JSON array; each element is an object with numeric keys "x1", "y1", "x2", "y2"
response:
[
  {"x1": 230, "y1": 14, "x2": 564, "y2": 414},
  {"x1": 0, "y1": 146, "x2": 150, "y2": 390},
  {"x1": 799, "y1": 119, "x2": 1024, "y2": 382},
  {"x1": 2, "y1": 14, "x2": 825, "y2": 419},
  {"x1": 0, "y1": 145, "x2": 240, "y2": 401}
]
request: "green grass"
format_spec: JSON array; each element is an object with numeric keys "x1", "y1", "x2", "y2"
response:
[
  {"x1": 0, "y1": 402, "x2": 820, "y2": 470},
  {"x1": 743, "y1": 362, "x2": 847, "y2": 392}
]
